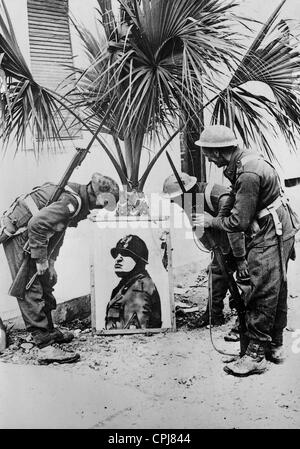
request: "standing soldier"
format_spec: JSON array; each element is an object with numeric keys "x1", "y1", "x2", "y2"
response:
[
  {"x1": 194, "y1": 125, "x2": 299, "y2": 376},
  {"x1": 162, "y1": 173, "x2": 248, "y2": 330},
  {"x1": 0, "y1": 173, "x2": 119, "y2": 364}
]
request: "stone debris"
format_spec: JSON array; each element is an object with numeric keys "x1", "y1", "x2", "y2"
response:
[
  {"x1": 20, "y1": 343, "x2": 34, "y2": 352},
  {"x1": 73, "y1": 329, "x2": 81, "y2": 338}
]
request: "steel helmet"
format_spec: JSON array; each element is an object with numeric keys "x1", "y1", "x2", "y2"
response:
[
  {"x1": 162, "y1": 173, "x2": 197, "y2": 198},
  {"x1": 195, "y1": 125, "x2": 238, "y2": 148},
  {"x1": 111, "y1": 234, "x2": 149, "y2": 264}
]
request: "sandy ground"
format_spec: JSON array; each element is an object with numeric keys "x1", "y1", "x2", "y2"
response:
[{"x1": 1, "y1": 242, "x2": 300, "y2": 429}]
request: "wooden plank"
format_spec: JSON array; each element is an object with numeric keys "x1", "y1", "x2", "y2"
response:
[
  {"x1": 27, "y1": 21, "x2": 70, "y2": 29},
  {"x1": 28, "y1": 0, "x2": 81, "y2": 139},
  {"x1": 28, "y1": 0, "x2": 68, "y2": 13},
  {"x1": 28, "y1": 1, "x2": 68, "y2": 11},
  {"x1": 94, "y1": 328, "x2": 171, "y2": 335},
  {"x1": 28, "y1": 14, "x2": 68, "y2": 24},
  {"x1": 30, "y1": 57, "x2": 72, "y2": 62},
  {"x1": 28, "y1": 0, "x2": 68, "y2": 6},
  {"x1": 30, "y1": 43, "x2": 72, "y2": 50},
  {"x1": 29, "y1": 34, "x2": 72, "y2": 42},
  {"x1": 28, "y1": 9, "x2": 68, "y2": 18},
  {"x1": 30, "y1": 46, "x2": 72, "y2": 54},
  {"x1": 28, "y1": 6, "x2": 68, "y2": 15}
]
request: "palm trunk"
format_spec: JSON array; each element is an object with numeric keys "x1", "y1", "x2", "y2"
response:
[
  {"x1": 124, "y1": 136, "x2": 134, "y2": 186},
  {"x1": 181, "y1": 112, "x2": 206, "y2": 183},
  {"x1": 131, "y1": 130, "x2": 144, "y2": 190}
]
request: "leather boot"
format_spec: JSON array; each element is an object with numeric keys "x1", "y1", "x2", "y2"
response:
[
  {"x1": 188, "y1": 311, "x2": 225, "y2": 329},
  {"x1": 32, "y1": 330, "x2": 54, "y2": 349},
  {"x1": 224, "y1": 340, "x2": 267, "y2": 377},
  {"x1": 37, "y1": 346, "x2": 80, "y2": 365},
  {"x1": 265, "y1": 344, "x2": 285, "y2": 364},
  {"x1": 50, "y1": 328, "x2": 74, "y2": 344}
]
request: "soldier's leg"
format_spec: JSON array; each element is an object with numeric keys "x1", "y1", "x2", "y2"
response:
[
  {"x1": 193, "y1": 255, "x2": 227, "y2": 328},
  {"x1": 224, "y1": 245, "x2": 278, "y2": 376},
  {"x1": 4, "y1": 235, "x2": 73, "y2": 348},
  {"x1": 4, "y1": 234, "x2": 49, "y2": 333},
  {"x1": 207, "y1": 256, "x2": 228, "y2": 318},
  {"x1": 245, "y1": 245, "x2": 280, "y2": 342},
  {"x1": 267, "y1": 237, "x2": 295, "y2": 363}
]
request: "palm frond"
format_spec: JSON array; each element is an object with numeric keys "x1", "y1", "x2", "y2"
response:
[
  {"x1": 0, "y1": 0, "x2": 72, "y2": 152},
  {"x1": 71, "y1": 0, "x2": 243, "y2": 141},
  {"x1": 211, "y1": 0, "x2": 300, "y2": 159}
]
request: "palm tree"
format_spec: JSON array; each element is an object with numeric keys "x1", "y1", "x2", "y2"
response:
[{"x1": 0, "y1": 0, "x2": 300, "y2": 194}]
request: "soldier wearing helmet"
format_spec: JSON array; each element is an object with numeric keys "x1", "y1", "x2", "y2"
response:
[
  {"x1": 162, "y1": 172, "x2": 247, "y2": 333},
  {"x1": 0, "y1": 169, "x2": 119, "y2": 363},
  {"x1": 195, "y1": 124, "x2": 299, "y2": 377},
  {"x1": 105, "y1": 234, "x2": 162, "y2": 330}
]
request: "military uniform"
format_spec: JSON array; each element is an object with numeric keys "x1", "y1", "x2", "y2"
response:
[
  {"x1": 105, "y1": 270, "x2": 162, "y2": 329},
  {"x1": 162, "y1": 174, "x2": 246, "y2": 324},
  {"x1": 2, "y1": 182, "x2": 91, "y2": 337},
  {"x1": 196, "y1": 183, "x2": 246, "y2": 322},
  {"x1": 211, "y1": 149, "x2": 299, "y2": 346}
]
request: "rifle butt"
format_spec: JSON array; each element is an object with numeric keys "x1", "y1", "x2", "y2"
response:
[{"x1": 8, "y1": 256, "x2": 30, "y2": 298}]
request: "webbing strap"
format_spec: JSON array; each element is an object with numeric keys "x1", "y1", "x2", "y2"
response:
[{"x1": 23, "y1": 195, "x2": 39, "y2": 216}]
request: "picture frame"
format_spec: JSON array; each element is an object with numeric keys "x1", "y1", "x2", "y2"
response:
[{"x1": 89, "y1": 216, "x2": 176, "y2": 335}]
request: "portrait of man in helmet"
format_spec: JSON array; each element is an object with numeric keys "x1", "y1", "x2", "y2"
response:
[{"x1": 105, "y1": 234, "x2": 162, "y2": 330}]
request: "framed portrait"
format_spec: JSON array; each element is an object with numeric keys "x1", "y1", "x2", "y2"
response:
[{"x1": 89, "y1": 216, "x2": 175, "y2": 334}]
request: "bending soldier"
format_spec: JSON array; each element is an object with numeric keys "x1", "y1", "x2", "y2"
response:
[
  {"x1": 106, "y1": 235, "x2": 162, "y2": 330},
  {"x1": 195, "y1": 125, "x2": 299, "y2": 376},
  {"x1": 0, "y1": 172, "x2": 119, "y2": 363},
  {"x1": 162, "y1": 173, "x2": 248, "y2": 332}
]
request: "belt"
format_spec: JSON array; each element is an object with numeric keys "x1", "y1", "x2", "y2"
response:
[
  {"x1": 257, "y1": 197, "x2": 283, "y2": 220},
  {"x1": 257, "y1": 196, "x2": 287, "y2": 281}
]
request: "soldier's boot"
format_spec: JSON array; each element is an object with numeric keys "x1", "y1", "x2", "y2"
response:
[
  {"x1": 265, "y1": 343, "x2": 285, "y2": 364},
  {"x1": 189, "y1": 311, "x2": 225, "y2": 329},
  {"x1": 37, "y1": 346, "x2": 80, "y2": 365},
  {"x1": 224, "y1": 340, "x2": 267, "y2": 377},
  {"x1": 45, "y1": 309, "x2": 74, "y2": 344},
  {"x1": 50, "y1": 328, "x2": 74, "y2": 344},
  {"x1": 32, "y1": 328, "x2": 74, "y2": 348}
]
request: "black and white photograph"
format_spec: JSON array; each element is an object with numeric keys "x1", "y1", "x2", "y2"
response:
[
  {"x1": 0, "y1": 0, "x2": 300, "y2": 435},
  {"x1": 89, "y1": 220, "x2": 175, "y2": 333}
]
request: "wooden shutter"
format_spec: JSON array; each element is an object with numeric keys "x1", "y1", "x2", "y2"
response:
[{"x1": 27, "y1": 0, "x2": 81, "y2": 139}]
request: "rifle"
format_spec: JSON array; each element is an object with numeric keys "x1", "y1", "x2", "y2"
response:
[
  {"x1": 8, "y1": 147, "x2": 89, "y2": 298},
  {"x1": 8, "y1": 110, "x2": 111, "y2": 298},
  {"x1": 165, "y1": 152, "x2": 248, "y2": 356},
  {"x1": 204, "y1": 230, "x2": 249, "y2": 356}
]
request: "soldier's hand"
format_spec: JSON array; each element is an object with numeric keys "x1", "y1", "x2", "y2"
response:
[
  {"x1": 192, "y1": 212, "x2": 213, "y2": 228},
  {"x1": 48, "y1": 259, "x2": 58, "y2": 285},
  {"x1": 236, "y1": 259, "x2": 249, "y2": 280},
  {"x1": 36, "y1": 259, "x2": 49, "y2": 276}
]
